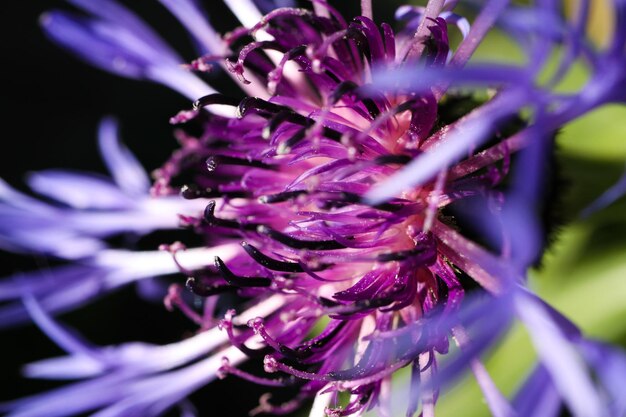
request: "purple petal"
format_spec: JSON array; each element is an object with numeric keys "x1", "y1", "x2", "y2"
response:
[
  {"x1": 466, "y1": 357, "x2": 515, "y2": 417},
  {"x1": 0, "y1": 271, "x2": 106, "y2": 329},
  {"x1": 578, "y1": 340, "x2": 626, "y2": 416},
  {"x1": 441, "y1": 11, "x2": 470, "y2": 38},
  {"x1": 157, "y1": 0, "x2": 225, "y2": 55},
  {"x1": 253, "y1": 0, "x2": 296, "y2": 14},
  {"x1": 22, "y1": 295, "x2": 97, "y2": 357},
  {"x1": 40, "y1": 11, "x2": 215, "y2": 100},
  {"x1": 512, "y1": 364, "x2": 561, "y2": 417},
  {"x1": 580, "y1": 163, "x2": 626, "y2": 218},
  {"x1": 0, "y1": 220, "x2": 105, "y2": 259},
  {"x1": 40, "y1": 11, "x2": 158, "y2": 79},
  {"x1": 65, "y1": 0, "x2": 179, "y2": 57},
  {"x1": 27, "y1": 170, "x2": 133, "y2": 209},
  {"x1": 0, "y1": 179, "x2": 56, "y2": 214},
  {"x1": 514, "y1": 292, "x2": 606, "y2": 417},
  {"x1": 97, "y1": 117, "x2": 150, "y2": 196},
  {"x1": 223, "y1": 0, "x2": 264, "y2": 28}
]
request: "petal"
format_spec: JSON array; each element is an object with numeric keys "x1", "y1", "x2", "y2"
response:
[
  {"x1": 253, "y1": 0, "x2": 296, "y2": 14},
  {"x1": 580, "y1": 163, "x2": 626, "y2": 218},
  {"x1": 514, "y1": 292, "x2": 607, "y2": 417},
  {"x1": 41, "y1": 11, "x2": 215, "y2": 101},
  {"x1": 22, "y1": 295, "x2": 97, "y2": 357},
  {"x1": 223, "y1": 0, "x2": 264, "y2": 29},
  {"x1": 65, "y1": 0, "x2": 178, "y2": 57},
  {"x1": 157, "y1": 0, "x2": 225, "y2": 55},
  {"x1": 97, "y1": 117, "x2": 150, "y2": 196},
  {"x1": 27, "y1": 170, "x2": 133, "y2": 209},
  {"x1": 512, "y1": 364, "x2": 561, "y2": 417},
  {"x1": 0, "y1": 179, "x2": 55, "y2": 213},
  {"x1": 40, "y1": 12, "x2": 154, "y2": 79},
  {"x1": 0, "y1": 272, "x2": 106, "y2": 330},
  {"x1": 578, "y1": 340, "x2": 626, "y2": 416}
]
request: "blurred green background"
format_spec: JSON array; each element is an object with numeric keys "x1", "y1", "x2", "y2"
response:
[{"x1": 369, "y1": 1, "x2": 626, "y2": 415}]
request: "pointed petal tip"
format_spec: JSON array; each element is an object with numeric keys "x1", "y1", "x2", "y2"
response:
[{"x1": 39, "y1": 11, "x2": 53, "y2": 28}]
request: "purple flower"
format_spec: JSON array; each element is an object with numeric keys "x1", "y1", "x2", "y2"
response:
[{"x1": 3, "y1": 0, "x2": 626, "y2": 416}]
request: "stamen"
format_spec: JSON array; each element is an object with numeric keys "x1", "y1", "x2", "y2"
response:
[
  {"x1": 164, "y1": 284, "x2": 204, "y2": 325},
  {"x1": 180, "y1": 184, "x2": 248, "y2": 199},
  {"x1": 264, "y1": 355, "x2": 330, "y2": 381},
  {"x1": 257, "y1": 225, "x2": 346, "y2": 250},
  {"x1": 267, "y1": 45, "x2": 308, "y2": 95},
  {"x1": 263, "y1": 110, "x2": 309, "y2": 139},
  {"x1": 375, "y1": 247, "x2": 436, "y2": 263},
  {"x1": 278, "y1": 128, "x2": 307, "y2": 154},
  {"x1": 259, "y1": 190, "x2": 307, "y2": 204},
  {"x1": 237, "y1": 97, "x2": 289, "y2": 119},
  {"x1": 203, "y1": 201, "x2": 259, "y2": 231},
  {"x1": 206, "y1": 155, "x2": 273, "y2": 171},
  {"x1": 334, "y1": 191, "x2": 403, "y2": 212},
  {"x1": 193, "y1": 93, "x2": 240, "y2": 110},
  {"x1": 214, "y1": 256, "x2": 272, "y2": 287},
  {"x1": 241, "y1": 242, "x2": 304, "y2": 272},
  {"x1": 219, "y1": 357, "x2": 296, "y2": 387},
  {"x1": 330, "y1": 81, "x2": 359, "y2": 104},
  {"x1": 251, "y1": 8, "x2": 313, "y2": 34},
  {"x1": 185, "y1": 277, "x2": 231, "y2": 297},
  {"x1": 248, "y1": 317, "x2": 304, "y2": 358},
  {"x1": 219, "y1": 310, "x2": 268, "y2": 357},
  {"x1": 381, "y1": 22, "x2": 396, "y2": 62},
  {"x1": 249, "y1": 393, "x2": 303, "y2": 416},
  {"x1": 373, "y1": 154, "x2": 412, "y2": 165},
  {"x1": 228, "y1": 40, "x2": 280, "y2": 84}
]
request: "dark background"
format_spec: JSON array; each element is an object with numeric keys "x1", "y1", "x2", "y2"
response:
[{"x1": 0, "y1": 1, "x2": 401, "y2": 416}]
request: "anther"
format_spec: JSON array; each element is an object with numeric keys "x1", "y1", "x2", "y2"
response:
[
  {"x1": 206, "y1": 155, "x2": 272, "y2": 172},
  {"x1": 214, "y1": 256, "x2": 272, "y2": 287},
  {"x1": 375, "y1": 247, "x2": 436, "y2": 264},
  {"x1": 185, "y1": 277, "x2": 231, "y2": 297},
  {"x1": 237, "y1": 97, "x2": 288, "y2": 119},
  {"x1": 181, "y1": 184, "x2": 248, "y2": 199},
  {"x1": 203, "y1": 201, "x2": 259, "y2": 231},
  {"x1": 373, "y1": 154, "x2": 412, "y2": 165},
  {"x1": 193, "y1": 93, "x2": 240, "y2": 110},
  {"x1": 241, "y1": 242, "x2": 304, "y2": 272},
  {"x1": 259, "y1": 190, "x2": 307, "y2": 204},
  {"x1": 257, "y1": 225, "x2": 346, "y2": 250}
]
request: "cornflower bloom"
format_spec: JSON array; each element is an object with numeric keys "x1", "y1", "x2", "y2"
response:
[{"x1": 2, "y1": 0, "x2": 626, "y2": 416}]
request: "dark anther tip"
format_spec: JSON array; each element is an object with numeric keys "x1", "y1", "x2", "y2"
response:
[
  {"x1": 193, "y1": 93, "x2": 241, "y2": 110},
  {"x1": 203, "y1": 201, "x2": 217, "y2": 221},
  {"x1": 185, "y1": 276, "x2": 196, "y2": 290},
  {"x1": 206, "y1": 156, "x2": 218, "y2": 172},
  {"x1": 180, "y1": 184, "x2": 199, "y2": 199}
]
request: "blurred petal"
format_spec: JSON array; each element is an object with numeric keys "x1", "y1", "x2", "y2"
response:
[
  {"x1": 514, "y1": 292, "x2": 606, "y2": 417},
  {"x1": 580, "y1": 163, "x2": 626, "y2": 217},
  {"x1": 578, "y1": 340, "x2": 626, "y2": 416},
  {"x1": 27, "y1": 170, "x2": 133, "y2": 209},
  {"x1": 223, "y1": 0, "x2": 264, "y2": 29},
  {"x1": 512, "y1": 364, "x2": 561, "y2": 417},
  {"x1": 97, "y1": 117, "x2": 150, "y2": 196},
  {"x1": 157, "y1": 0, "x2": 225, "y2": 55}
]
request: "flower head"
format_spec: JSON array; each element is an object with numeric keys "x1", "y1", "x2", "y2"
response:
[{"x1": 3, "y1": 0, "x2": 626, "y2": 416}]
